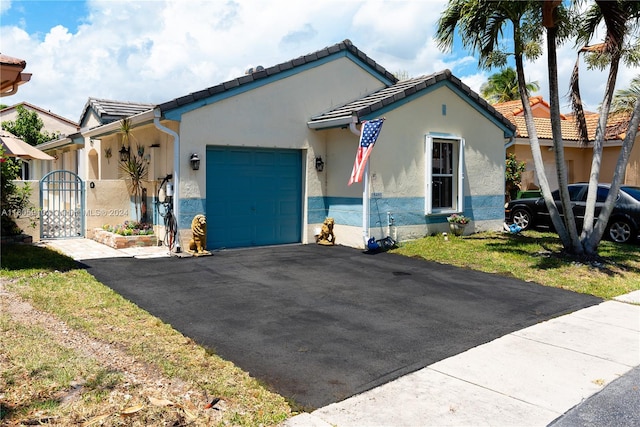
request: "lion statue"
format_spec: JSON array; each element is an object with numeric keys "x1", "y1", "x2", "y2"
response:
[
  {"x1": 316, "y1": 217, "x2": 336, "y2": 246},
  {"x1": 188, "y1": 214, "x2": 211, "y2": 255}
]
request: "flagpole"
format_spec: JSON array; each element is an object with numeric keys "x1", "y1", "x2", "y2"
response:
[
  {"x1": 349, "y1": 115, "x2": 384, "y2": 249},
  {"x1": 349, "y1": 115, "x2": 370, "y2": 246},
  {"x1": 362, "y1": 161, "x2": 369, "y2": 246}
]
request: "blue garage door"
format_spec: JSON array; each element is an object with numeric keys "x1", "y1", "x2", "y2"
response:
[{"x1": 206, "y1": 146, "x2": 302, "y2": 249}]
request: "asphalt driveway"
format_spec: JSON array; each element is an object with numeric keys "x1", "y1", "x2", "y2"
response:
[{"x1": 80, "y1": 244, "x2": 601, "y2": 409}]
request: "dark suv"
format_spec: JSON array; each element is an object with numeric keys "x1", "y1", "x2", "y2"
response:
[{"x1": 505, "y1": 183, "x2": 640, "y2": 243}]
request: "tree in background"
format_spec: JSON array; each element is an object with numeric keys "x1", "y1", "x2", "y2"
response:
[
  {"x1": 505, "y1": 153, "x2": 527, "y2": 202},
  {"x1": 609, "y1": 75, "x2": 640, "y2": 115},
  {"x1": 480, "y1": 67, "x2": 540, "y2": 103},
  {"x1": 393, "y1": 70, "x2": 411, "y2": 81},
  {"x1": 1, "y1": 105, "x2": 58, "y2": 145},
  {"x1": 1, "y1": 145, "x2": 33, "y2": 236}
]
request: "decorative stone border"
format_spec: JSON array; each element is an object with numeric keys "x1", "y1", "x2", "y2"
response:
[{"x1": 92, "y1": 229, "x2": 157, "y2": 249}]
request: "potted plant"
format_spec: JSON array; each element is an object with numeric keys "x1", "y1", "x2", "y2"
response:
[{"x1": 447, "y1": 214, "x2": 469, "y2": 236}]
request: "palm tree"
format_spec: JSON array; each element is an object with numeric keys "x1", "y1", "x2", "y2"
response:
[
  {"x1": 610, "y1": 75, "x2": 640, "y2": 115},
  {"x1": 438, "y1": 0, "x2": 640, "y2": 257},
  {"x1": 571, "y1": 1, "x2": 640, "y2": 254},
  {"x1": 436, "y1": 0, "x2": 574, "y2": 251},
  {"x1": 480, "y1": 67, "x2": 540, "y2": 103}
]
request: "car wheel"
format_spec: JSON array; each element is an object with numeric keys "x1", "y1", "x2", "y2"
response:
[
  {"x1": 512, "y1": 208, "x2": 532, "y2": 230},
  {"x1": 607, "y1": 219, "x2": 634, "y2": 243}
]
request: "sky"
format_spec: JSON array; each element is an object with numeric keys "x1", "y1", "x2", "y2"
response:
[{"x1": 0, "y1": 0, "x2": 635, "y2": 124}]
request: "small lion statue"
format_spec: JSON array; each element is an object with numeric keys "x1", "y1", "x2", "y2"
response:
[
  {"x1": 188, "y1": 214, "x2": 211, "y2": 255},
  {"x1": 316, "y1": 217, "x2": 336, "y2": 246}
]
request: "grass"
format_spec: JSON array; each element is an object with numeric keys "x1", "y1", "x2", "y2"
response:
[
  {"x1": 1, "y1": 244, "x2": 292, "y2": 426},
  {"x1": 1, "y1": 232, "x2": 639, "y2": 425},
  {"x1": 391, "y1": 231, "x2": 640, "y2": 299}
]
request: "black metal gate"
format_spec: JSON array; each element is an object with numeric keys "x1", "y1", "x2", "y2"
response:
[{"x1": 40, "y1": 170, "x2": 85, "y2": 239}]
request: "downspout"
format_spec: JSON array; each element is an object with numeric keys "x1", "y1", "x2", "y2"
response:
[
  {"x1": 153, "y1": 107, "x2": 181, "y2": 252},
  {"x1": 350, "y1": 116, "x2": 369, "y2": 246},
  {"x1": 1, "y1": 83, "x2": 19, "y2": 97}
]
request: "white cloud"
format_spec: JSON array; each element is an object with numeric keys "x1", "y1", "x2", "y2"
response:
[
  {"x1": 0, "y1": 0, "x2": 633, "y2": 122},
  {"x1": 0, "y1": 0, "x2": 11, "y2": 15}
]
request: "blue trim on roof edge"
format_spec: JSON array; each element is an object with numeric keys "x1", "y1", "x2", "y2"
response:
[{"x1": 359, "y1": 80, "x2": 515, "y2": 138}]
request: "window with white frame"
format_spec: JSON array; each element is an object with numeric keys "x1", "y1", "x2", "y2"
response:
[{"x1": 425, "y1": 134, "x2": 465, "y2": 214}]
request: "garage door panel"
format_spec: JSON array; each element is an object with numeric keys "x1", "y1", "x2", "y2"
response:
[
  {"x1": 279, "y1": 200, "x2": 298, "y2": 215},
  {"x1": 255, "y1": 151, "x2": 277, "y2": 165},
  {"x1": 206, "y1": 147, "x2": 302, "y2": 249},
  {"x1": 227, "y1": 149, "x2": 254, "y2": 166}
]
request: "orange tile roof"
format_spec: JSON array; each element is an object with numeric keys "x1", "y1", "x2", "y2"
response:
[
  {"x1": 492, "y1": 96, "x2": 556, "y2": 118},
  {"x1": 512, "y1": 116, "x2": 595, "y2": 141},
  {"x1": 495, "y1": 98, "x2": 634, "y2": 142}
]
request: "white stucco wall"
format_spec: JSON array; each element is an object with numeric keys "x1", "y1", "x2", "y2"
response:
[
  {"x1": 175, "y1": 57, "x2": 387, "y2": 245},
  {"x1": 178, "y1": 57, "x2": 386, "y2": 200},
  {"x1": 325, "y1": 85, "x2": 508, "y2": 246},
  {"x1": 95, "y1": 122, "x2": 175, "y2": 182}
]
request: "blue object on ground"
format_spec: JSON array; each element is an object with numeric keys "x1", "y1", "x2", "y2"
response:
[{"x1": 367, "y1": 237, "x2": 380, "y2": 251}]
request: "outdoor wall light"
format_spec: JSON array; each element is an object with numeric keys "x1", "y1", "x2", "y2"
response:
[
  {"x1": 190, "y1": 153, "x2": 201, "y2": 170},
  {"x1": 315, "y1": 156, "x2": 325, "y2": 172},
  {"x1": 119, "y1": 145, "x2": 130, "y2": 162}
]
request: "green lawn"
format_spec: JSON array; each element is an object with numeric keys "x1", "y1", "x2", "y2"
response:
[{"x1": 391, "y1": 231, "x2": 640, "y2": 299}]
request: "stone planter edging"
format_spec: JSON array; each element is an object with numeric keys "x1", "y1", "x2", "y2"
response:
[{"x1": 92, "y1": 228, "x2": 157, "y2": 249}]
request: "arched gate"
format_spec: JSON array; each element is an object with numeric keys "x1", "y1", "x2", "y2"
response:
[{"x1": 40, "y1": 170, "x2": 85, "y2": 239}]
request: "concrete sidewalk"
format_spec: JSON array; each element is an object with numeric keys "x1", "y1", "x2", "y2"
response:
[
  {"x1": 42, "y1": 238, "x2": 171, "y2": 260},
  {"x1": 284, "y1": 291, "x2": 640, "y2": 427}
]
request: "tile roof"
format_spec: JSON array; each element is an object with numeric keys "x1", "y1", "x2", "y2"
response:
[
  {"x1": 511, "y1": 116, "x2": 592, "y2": 141},
  {"x1": 80, "y1": 97, "x2": 155, "y2": 126},
  {"x1": 0, "y1": 54, "x2": 27, "y2": 67},
  {"x1": 492, "y1": 96, "x2": 547, "y2": 118},
  {"x1": 158, "y1": 39, "x2": 398, "y2": 113},
  {"x1": 495, "y1": 98, "x2": 634, "y2": 142},
  {"x1": 0, "y1": 102, "x2": 78, "y2": 127},
  {"x1": 308, "y1": 70, "x2": 516, "y2": 132}
]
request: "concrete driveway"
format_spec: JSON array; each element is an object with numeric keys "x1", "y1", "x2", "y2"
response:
[{"x1": 79, "y1": 244, "x2": 601, "y2": 409}]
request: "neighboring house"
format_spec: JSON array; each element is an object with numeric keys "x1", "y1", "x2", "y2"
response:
[
  {"x1": 37, "y1": 40, "x2": 517, "y2": 249},
  {"x1": 0, "y1": 102, "x2": 79, "y2": 180},
  {"x1": 38, "y1": 98, "x2": 154, "y2": 179},
  {"x1": 35, "y1": 99, "x2": 156, "y2": 236},
  {"x1": 496, "y1": 96, "x2": 640, "y2": 191}
]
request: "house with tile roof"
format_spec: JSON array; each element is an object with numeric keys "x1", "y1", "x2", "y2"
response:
[
  {"x1": 0, "y1": 102, "x2": 78, "y2": 181},
  {"x1": 78, "y1": 98, "x2": 155, "y2": 130},
  {"x1": 497, "y1": 96, "x2": 640, "y2": 192},
  {"x1": 0, "y1": 102, "x2": 78, "y2": 137},
  {"x1": 37, "y1": 40, "x2": 516, "y2": 249},
  {"x1": 37, "y1": 98, "x2": 155, "y2": 179}
]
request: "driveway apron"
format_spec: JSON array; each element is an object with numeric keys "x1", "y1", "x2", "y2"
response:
[{"x1": 80, "y1": 244, "x2": 601, "y2": 409}]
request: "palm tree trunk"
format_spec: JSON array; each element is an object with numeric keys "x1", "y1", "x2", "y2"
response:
[
  {"x1": 584, "y1": 95, "x2": 640, "y2": 253},
  {"x1": 514, "y1": 53, "x2": 569, "y2": 248},
  {"x1": 581, "y1": 50, "x2": 621, "y2": 254},
  {"x1": 547, "y1": 25, "x2": 582, "y2": 254}
]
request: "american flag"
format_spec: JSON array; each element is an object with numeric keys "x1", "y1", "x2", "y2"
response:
[{"x1": 348, "y1": 118, "x2": 384, "y2": 186}]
